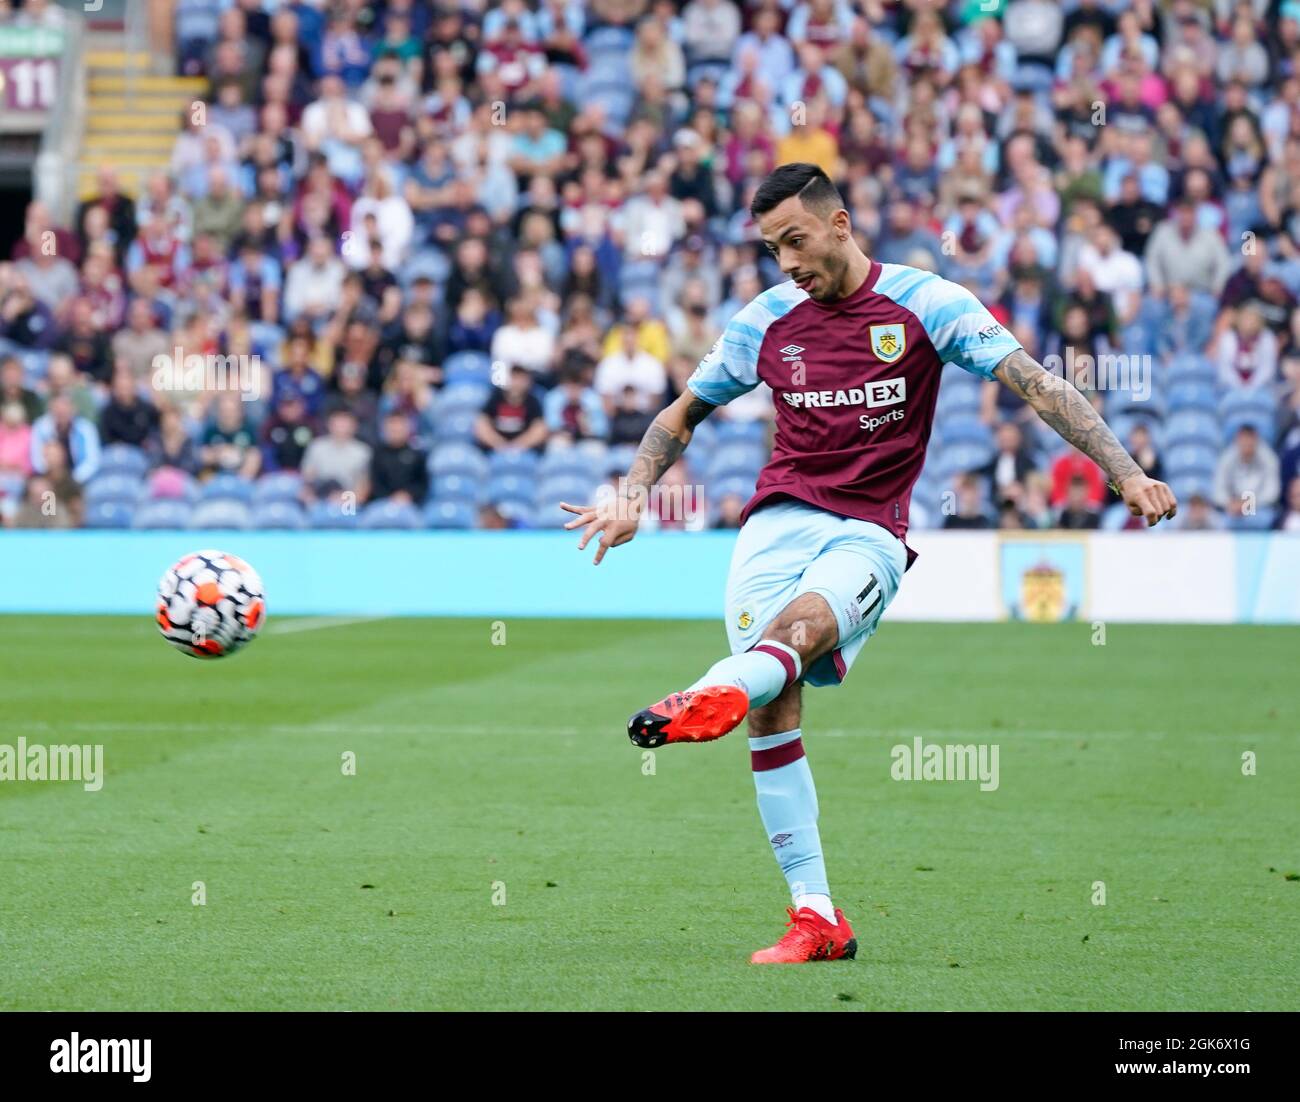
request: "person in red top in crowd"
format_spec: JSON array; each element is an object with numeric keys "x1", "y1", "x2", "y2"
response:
[{"x1": 1050, "y1": 445, "x2": 1107, "y2": 508}]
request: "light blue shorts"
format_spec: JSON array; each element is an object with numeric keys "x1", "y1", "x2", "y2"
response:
[{"x1": 724, "y1": 499, "x2": 908, "y2": 687}]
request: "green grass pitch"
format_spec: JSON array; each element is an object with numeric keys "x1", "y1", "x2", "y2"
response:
[{"x1": 0, "y1": 614, "x2": 1296, "y2": 1011}]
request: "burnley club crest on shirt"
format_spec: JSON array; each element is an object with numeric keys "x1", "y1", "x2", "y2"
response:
[{"x1": 869, "y1": 323, "x2": 906, "y2": 363}]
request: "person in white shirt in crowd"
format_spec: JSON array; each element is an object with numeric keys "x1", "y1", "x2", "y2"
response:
[
  {"x1": 301, "y1": 408, "x2": 373, "y2": 502},
  {"x1": 348, "y1": 171, "x2": 414, "y2": 272},
  {"x1": 491, "y1": 295, "x2": 558, "y2": 382},
  {"x1": 1145, "y1": 196, "x2": 1233, "y2": 299},
  {"x1": 284, "y1": 236, "x2": 345, "y2": 325},
  {"x1": 682, "y1": 0, "x2": 741, "y2": 64},
  {"x1": 1214, "y1": 424, "x2": 1282, "y2": 522},
  {"x1": 1077, "y1": 223, "x2": 1145, "y2": 326},
  {"x1": 621, "y1": 171, "x2": 685, "y2": 262},
  {"x1": 594, "y1": 323, "x2": 667, "y2": 417}
]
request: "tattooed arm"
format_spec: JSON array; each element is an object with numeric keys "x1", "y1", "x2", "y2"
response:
[
  {"x1": 561, "y1": 388, "x2": 717, "y2": 564},
  {"x1": 993, "y1": 348, "x2": 1178, "y2": 526}
]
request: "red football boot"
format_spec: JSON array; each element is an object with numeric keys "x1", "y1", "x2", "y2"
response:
[
  {"x1": 626, "y1": 685, "x2": 748, "y2": 748},
  {"x1": 750, "y1": 907, "x2": 857, "y2": 964}
]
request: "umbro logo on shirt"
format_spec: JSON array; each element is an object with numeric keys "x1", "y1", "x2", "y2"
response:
[{"x1": 779, "y1": 345, "x2": 805, "y2": 361}]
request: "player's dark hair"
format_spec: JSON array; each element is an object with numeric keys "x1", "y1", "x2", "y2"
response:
[{"x1": 750, "y1": 163, "x2": 844, "y2": 219}]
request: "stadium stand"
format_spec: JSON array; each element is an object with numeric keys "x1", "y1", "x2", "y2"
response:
[{"x1": 2, "y1": 0, "x2": 1300, "y2": 534}]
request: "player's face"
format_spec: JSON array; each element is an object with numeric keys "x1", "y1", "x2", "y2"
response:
[{"x1": 758, "y1": 196, "x2": 852, "y2": 302}]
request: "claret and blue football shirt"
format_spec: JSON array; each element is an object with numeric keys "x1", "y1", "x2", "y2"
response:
[{"x1": 688, "y1": 261, "x2": 1023, "y2": 564}]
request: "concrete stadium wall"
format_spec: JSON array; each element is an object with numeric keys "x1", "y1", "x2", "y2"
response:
[{"x1": 0, "y1": 530, "x2": 1297, "y2": 623}]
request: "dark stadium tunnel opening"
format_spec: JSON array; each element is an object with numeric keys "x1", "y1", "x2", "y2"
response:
[{"x1": 0, "y1": 179, "x2": 31, "y2": 261}]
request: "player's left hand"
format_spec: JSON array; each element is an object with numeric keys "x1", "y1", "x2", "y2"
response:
[{"x1": 1116, "y1": 473, "x2": 1178, "y2": 526}]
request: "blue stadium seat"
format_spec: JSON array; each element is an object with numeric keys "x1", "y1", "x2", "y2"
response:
[
  {"x1": 0, "y1": 471, "x2": 23, "y2": 505},
  {"x1": 424, "y1": 499, "x2": 477, "y2": 529},
  {"x1": 85, "y1": 473, "x2": 143, "y2": 505},
  {"x1": 1226, "y1": 506, "x2": 1278, "y2": 530},
  {"x1": 494, "y1": 498, "x2": 533, "y2": 526},
  {"x1": 687, "y1": 61, "x2": 731, "y2": 90},
  {"x1": 436, "y1": 381, "x2": 492, "y2": 413},
  {"x1": 431, "y1": 472, "x2": 485, "y2": 506},
  {"x1": 713, "y1": 420, "x2": 767, "y2": 446},
  {"x1": 430, "y1": 442, "x2": 489, "y2": 480},
  {"x1": 605, "y1": 444, "x2": 638, "y2": 474},
  {"x1": 487, "y1": 473, "x2": 535, "y2": 504},
  {"x1": 1222, "y1": 412, "x2": 1276, "y2": 444},
  {"x1": 358, "y1": 499, "x2": 424, "y2": 529},
  {"x1": 189, "y1": 499, "x2": 253, "y2": 529},
  {"x1": 1119, "y1": 320, "x2": 1155, "y2": 357},
  {"x1": 252, "y1": 501, "x2": 307, "y2": 530},
  {"x1": 1011, "y1": 62, "x2": 1054, "y2": 92},
  {"x1": 84, "y1": 500, "x2": 136, "y2": 529},
  {"x1": 586, "y1": 54, "x2": 627, "y2": 87},
  {"x1": 98, "y1": 443, "x2": 149, "y2": 478},
  {"x1": 488, "y1": 448, "x2": 539, "y2": 478},
  {"x1": 1168, "y1": 473, "x2": 1214, "y2": 502},
  {"x1": 937, "y1": 417, "x2": 993, "y2": 449},
  {"x1": 908, "y1": 498, "x2": 938, "y2": 530},
  {"x1": 442, "y1": 351, "x2": 494, "y2": 385},
  {"x1": 1107, "y1": 411, "x2": 1165, "y2": 450},
  {"x1": 584, "y1": 26, "x2": 634, "y2": 54},
  {"x1": 132, "y1": 500, "x2": 193, "y2": 529},
  {"x1": 617, "y1": 264, "x2": 660, "y2": 295},
  {"x1": 1166, "y1": 380, "x2": 1219, "y2": 414},
  {"x1": 1225, "y1": 190, "x2": 1262, "y2": 240},
  {"x1": 199, "y1": 473, "x2": 254, "y2": 504},
  {"x1": 539, "y1": 447, "x2": 596, "y2": 479},
  {"x1": 1218, "y1": 391, "x2": 1276, "y2": 441},
  {"x1": 936, "y1": 385, "x2": 981, "y2": 419},
  {"x1": 400, "y1": 247, "x2": 451, "y2": 286},
  {"x1": 690, "y1": 415, "x2": 718, "y2": 448},
  {"x1": 537, "y1": 474, "x2": 601, "y2": 507},
  {"x1": 572, "y1": 439, "x2": 609, "y2": 466},
  {"x1": 937, "y1": 441, "x2": 994, "y2": 478},
  {"x1": 433, "y1": 408, "x2": 478, "y2": 443},
  {"x1": 588, "y1": 84, "x2": 635, "y2": 127},
  {"x1": 1165, "y1": 353, "x2": 1217, "y2": 386},
  {"x1": 251, "y1": 472, "x2": 303, "y2": 506},
  {"x1": 308, "y1": 500, "x2": 360, "y2": 529},
  {"x1": 685, "y1": 433, "x2": 714, "y2": 469},
  {"x1": 530, "y1": 503, "x2": 573, "y2": 529},
  {"x1": 708, "y1": 442, "x2": 767, "y2": 480},
  {"x1": 1164, "y1": 410, "x2": 1221, "y2": 447},
  {"x1": 1164, "y1": 442, "x2": 1219, "y2": 478},
  {"x1": 19, "y1": 350, "x2": 48, "y2": 389},
  {"x1": 1103, "y1": 383, "x2": 1160, "y2": 418},
  {"x1": 711, "y1": 475, "x2": 757, "y2": 502}
]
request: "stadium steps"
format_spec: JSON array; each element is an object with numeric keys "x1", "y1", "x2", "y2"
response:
[
  {"x1": 75, "y1": 38, "x2": 204, "y2": 200},
  {"x1": 84, "y1": 50, "x2": 153, "y2": 69}
]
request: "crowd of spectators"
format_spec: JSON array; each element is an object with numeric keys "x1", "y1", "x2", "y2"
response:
[{"x1": 3, "y1": 0, "x2": 1300, "y2": 533}]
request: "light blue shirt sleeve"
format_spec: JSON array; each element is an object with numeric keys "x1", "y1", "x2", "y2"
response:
[
  {"x1": 686, "y1": 317, "x2": 764, "y2": 407},
  {"x1": 686, "y1": 283, "x2": 806, "y2": 405},
  {"x1": 873, "y1": 264, "x2": 1023, "y2": 381}
]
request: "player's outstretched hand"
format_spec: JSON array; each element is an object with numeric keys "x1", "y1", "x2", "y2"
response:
[
  {"x1": 560, "y1": 497, "x2": 640, "y2": 564},
  {"x1": 1117, "y1": 473, "x2": 1178, "y2": 526}
]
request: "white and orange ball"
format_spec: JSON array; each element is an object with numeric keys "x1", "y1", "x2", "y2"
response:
[{"x1": 156, "y1": 550, "x2": 265, "y2": 658}]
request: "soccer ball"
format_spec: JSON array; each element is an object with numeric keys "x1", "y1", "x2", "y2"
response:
[{"x1": 156, "y1": 550, "x2": 266, "y2": 658}]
